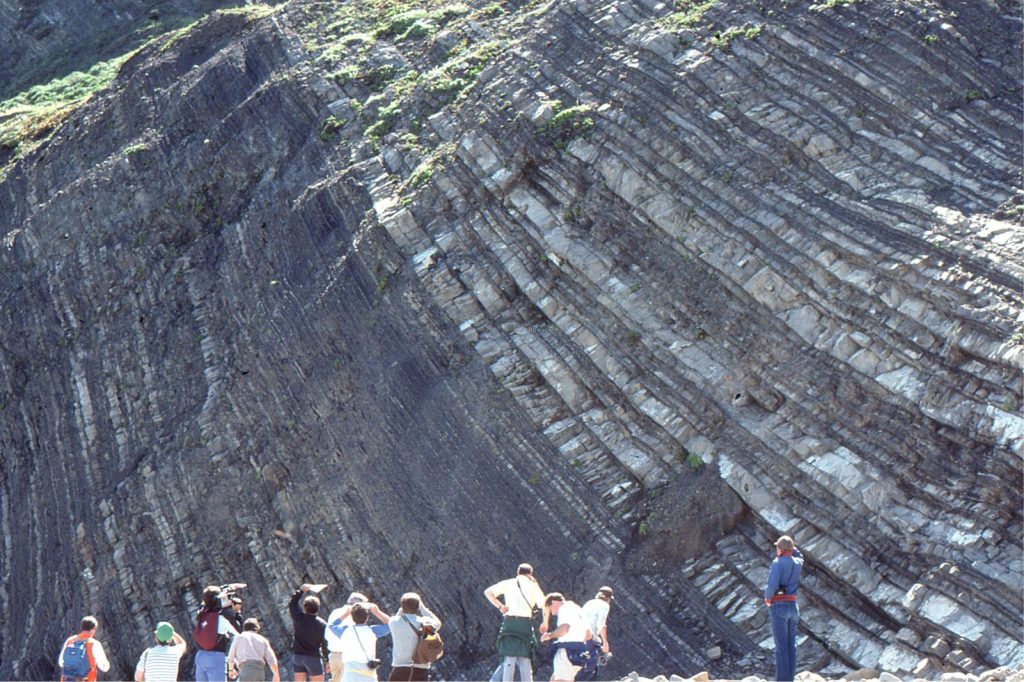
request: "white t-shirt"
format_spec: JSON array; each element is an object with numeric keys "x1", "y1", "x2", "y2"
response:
[
  {"x1": 487, "y1": 577, "x2": 545, "y2": 618},
  {"x1": 135, "y1": 642, "x2": 186, "y2": 682},
  {"x1": 580, "y1": 598, "x2": 609, "y2": 638},
  {"x1": 324, "y1": 611, "x2": 355, "y2": 652},
  {"x1": 328, "y1": 623, "x2": 390, "y2": 664},
  {"x1": 555, "y1": 601, "x2": 589, "y2": 643}
]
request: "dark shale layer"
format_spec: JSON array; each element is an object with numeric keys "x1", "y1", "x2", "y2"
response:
[{"x1": 0, "y1": 0, "x2": 1021, "y2": 679}]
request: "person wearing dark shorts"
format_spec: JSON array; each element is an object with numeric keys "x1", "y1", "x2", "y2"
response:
[{"x1": 289, "y1": 584, "x2": 330, "y2": 682}]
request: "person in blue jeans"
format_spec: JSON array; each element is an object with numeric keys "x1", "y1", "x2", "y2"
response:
[
  {"x1": 764, "y1": 535, "x2": 803, "y2": 682},
  {"x1": 194, "y1": 586, "x2": 240, "y2": 681}
]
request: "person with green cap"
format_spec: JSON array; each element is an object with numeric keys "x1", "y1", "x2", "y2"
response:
[{"x1": 135, "y1": 622, "x2": 186, "y2": 682}]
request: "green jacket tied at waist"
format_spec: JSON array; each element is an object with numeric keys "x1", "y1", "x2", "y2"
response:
[{"x1": 496, "y1": 616, "x2": 536, "y2": 658}]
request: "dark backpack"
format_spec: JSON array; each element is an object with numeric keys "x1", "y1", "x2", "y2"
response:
[
  {"x1": 62, "y1": 637, "x2": 92, "y2": 680},
  {"x1": 193, "y1": 609, "x2": 220, "y2": 651}
]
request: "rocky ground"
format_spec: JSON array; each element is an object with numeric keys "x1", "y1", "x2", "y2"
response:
[{"x1": 625, "y1": 663, "x2": 1024, "y2": 682}]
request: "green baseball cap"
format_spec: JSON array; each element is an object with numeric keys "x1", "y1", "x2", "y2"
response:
[{"x1": 155, "y1": 622, "x2": 175, "y2": 643}]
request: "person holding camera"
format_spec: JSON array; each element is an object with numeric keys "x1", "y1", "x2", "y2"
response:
[
  {"x1": 388, "y1": 592, "x2": 441, "y2": 681},
  {"x1": 193, "y1": 586, "x2": 240, "y2": 682},
  {"x1": 325, "y1": 592, "x2": 373, "y2": 679},
  {"x1": 325, "y1": 603, "x2": 391, "y2": 681},
  {"x1": 576, "y1": 586, "x2": 614, "y2": 680},
  {"x1": 764, "y1": 535, "x2": 803, "y2": 682},
  {"x1": 289, "y1": 584, "x2": 331, "y2": 682}
]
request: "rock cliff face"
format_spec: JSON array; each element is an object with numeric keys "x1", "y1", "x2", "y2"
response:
[
  {"x1": 0, "y1": 0, "x2": 242, "y2": 95},
  {"x1": 0, "y1": 0, "x2": 1021, "y2": 679}
]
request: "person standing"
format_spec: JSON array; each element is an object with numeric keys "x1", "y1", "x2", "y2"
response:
[
  {"x1": 193, "y1": 586, "x2": 240, "y2": 682},
  {"x1": 135, "y1": 622, "x2": 187, "y2": 682},
  {"x1": 326, "y1": 603, "x2": 391, "y2": 681},
  {"x1": 764, "y1": 535, "x2": 804, "y2": 682},
  {"x1": 228, "y1": 597, "x2": 245, "y2": 634},
  {"x1": 289, "y1": 584, "x2": 331, "y2": 682},
  {"x1": 227, "y1": 618, "x2": 280, "y2": 682},
  {"x1": 484, "y1": 563, "x2": 545, "y2": 682},
  {"x1": 388, "y1": 592, "x2": 440, "y2": 681},
  {"x1": 539, "y1": 594, "x2": 591, "y2": 682},
  {"x1": 577, "y1": 587, "x2": 613, "y2": 681},
  {"x1": 58, "y1": 616, "x2": 111, "y2": 682},
  {"x1": 325, "y1": 592, "x2": 371, "y2": 679}
]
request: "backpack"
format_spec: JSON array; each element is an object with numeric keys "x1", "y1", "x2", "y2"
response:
[
  {"x1": 62, "y1": 637, "x2": 93, "y2": 680},
  {"x1": 403, "y1": 615, "x2": 444, "y2": 664},
  {"x1": 193, "y1": 609, "x2": 220, "y2": 651}
]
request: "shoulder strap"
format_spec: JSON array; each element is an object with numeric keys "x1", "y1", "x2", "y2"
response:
[
  {"x1": 402, "y1": 614, "x2": 422, "y2": 637},
  {"x1": 352, "y1": 625, "x2": 372, "y2": 663},
  {"x1": 515, "y1": 577, "x2": 538, "y2": 611}
]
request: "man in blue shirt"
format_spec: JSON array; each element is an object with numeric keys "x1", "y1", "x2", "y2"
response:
[{"x1": 763, "y1": 535, "x2": 803, "y2": 682}]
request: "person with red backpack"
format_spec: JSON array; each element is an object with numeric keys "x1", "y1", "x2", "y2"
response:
[
  {"x1": 193, "y1": 585, "x2": 240, "y2": 681},
  {"x1": 58, "y1": 616, "x2": 111, "y2": 682}
]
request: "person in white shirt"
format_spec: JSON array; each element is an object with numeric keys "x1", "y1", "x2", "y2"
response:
[
  {"x1": 326, "y1": 603, "x2": 391, "y2": 681},
  {"x1": 135, "y1": 622, "x2": 187, "y2": 682},
  {"x1": 485, "y1": 563, "x2": 546, "y2": 682},
  {"x1": 227, "y1": 619, "x2": 279, "y2": 682},
  {"x1": 388, "y1": 592, "x2": 441, "y2": 681},
  {"x1": 540, "y1": 594, "x2": 592, "y2": 682},
  {"x1": 576, "y1": 587, "x2": 613, "y2": 681},
  {"x1": 580, "y1": 587, "x2": 612, "y2": 655},
  {"x1": 325, "y1": 592, "x2": 372, "y2": 679}
]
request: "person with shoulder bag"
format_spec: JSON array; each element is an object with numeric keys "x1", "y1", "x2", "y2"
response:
[
  {"x1": 326, "y1": 602, "x2": 391, "y2": 681},
  {"x1": 387, "y1": 592, "x2": 443, "y2": 681},
  {"x1": 484, "y1": 563, "x2": 545, "y2": 682}
]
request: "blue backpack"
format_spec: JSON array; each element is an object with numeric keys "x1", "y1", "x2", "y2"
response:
[{"x1": 62, "y1": 637, "x2": 92, "y2": 680}]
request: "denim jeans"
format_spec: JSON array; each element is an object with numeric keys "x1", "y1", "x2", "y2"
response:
[
  {"x1": 195, "y1": 650, "x2": 227, "y2": 682},
  {"x1": 769, "y1": 602, "x2": 799, "y2": 681}
]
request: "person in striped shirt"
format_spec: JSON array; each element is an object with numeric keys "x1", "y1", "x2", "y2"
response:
[{"x1": 134, "y1": 622, "x2": 186, "y2": 682}]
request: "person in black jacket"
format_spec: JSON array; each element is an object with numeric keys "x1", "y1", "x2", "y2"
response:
[
  {"x1": 289, "y1": 584, "x2": 330, "y2": 682},
  {"x1": 227, "y1": 597, "x2": 245, "y2": 634}
]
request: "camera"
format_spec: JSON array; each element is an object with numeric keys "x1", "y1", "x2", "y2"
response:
[
  {"x1": 367, "y1": 659, "x2": 381, "y2": 670},
  {"x1": 218, "y1": 583, "x2": 247, "y2": 609},
  {"x1": 598, "y1": 651, "x2": 613, "y2": 667}
]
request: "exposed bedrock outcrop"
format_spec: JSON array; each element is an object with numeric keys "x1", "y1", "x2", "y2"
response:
[{"x1": 0, "y1": 0, "x2": 1020, "y2": 679}]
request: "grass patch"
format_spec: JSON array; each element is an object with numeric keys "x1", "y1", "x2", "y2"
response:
[
  {"x1": 711, "y1": 24, "x2": 761, "y2": 49},
  {"x1": 373, "y1": 8, "x2": 430, "y2": 39},
  {"x1": 540, "y1": 102, "x2": 595, "y2": 150},
  {"x1": 422, "y1": 40, "x2": 504, "y2": 102},
  {"x1": 400, "y1": 142, "x2": 454, "y2": 193},
  {"x1": 660, "y1": 0, "x2": 718, "y2": 29},
  {"x1": 810, "y1": 0, "x2": 857, "y2": 10},
  {"x1": 320, "y1": 116, "x2": 347, "y2": 141},
  {"x1": 0, "y1": 52, "x2": 132, "y2": 164}
]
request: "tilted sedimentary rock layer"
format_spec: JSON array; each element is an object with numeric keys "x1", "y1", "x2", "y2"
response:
[{"x1": 0, "y1": 0, "x2": 1021, "y2": 679}]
